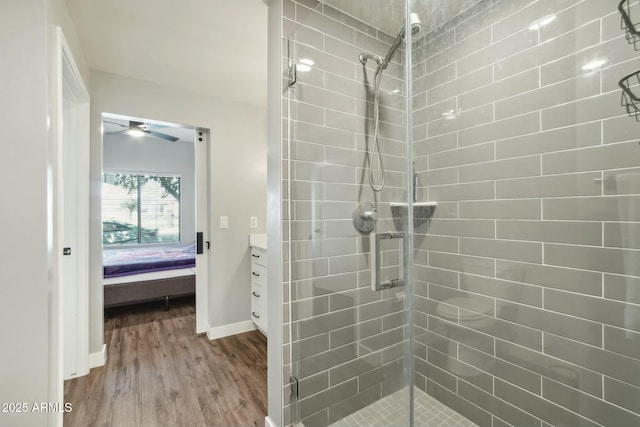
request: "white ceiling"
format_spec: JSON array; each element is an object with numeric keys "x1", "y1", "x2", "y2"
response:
[
  {"x1": 65, "y1": 0, "x2": 269, "y2": 108},
  {"x1": 65, "y1": 0, "x2": 477, "y2": 109},
  {"x1": 322, "y1": 0, "x2": 481, "y2": 36}
]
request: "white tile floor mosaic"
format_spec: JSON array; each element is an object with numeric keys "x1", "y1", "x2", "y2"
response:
[{"x1": 329, "y1": 387, "x2": 478, "y2": 427}]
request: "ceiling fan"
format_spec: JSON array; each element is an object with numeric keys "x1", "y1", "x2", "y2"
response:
[{"x1": 104, "y1": 120, "x2": 180, "y2": 142}]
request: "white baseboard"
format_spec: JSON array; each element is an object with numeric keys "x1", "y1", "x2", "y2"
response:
[
  {"x1": 207, "y1": 320, "x2": 256, "y2": 341},
  {"x1": 265, "y1": 415, "x2": 278, "y2": 427},
  {"x1": 89, "y1": 344, "x2": 107, "y2": 369}
]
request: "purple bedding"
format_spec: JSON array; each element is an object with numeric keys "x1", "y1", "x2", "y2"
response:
[{"x1": 103, "y1": 243, "x2": 196, "y2": 278}]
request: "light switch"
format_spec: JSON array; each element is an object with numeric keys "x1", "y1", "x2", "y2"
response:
[
  {"x1": 250, "y1": 216, "x2": 258, "y2": 229},
  {"x1": 220, "y1": 216, "x2": 229, "y2": 228}
]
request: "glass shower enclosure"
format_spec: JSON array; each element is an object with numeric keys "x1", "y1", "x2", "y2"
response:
[{"x1": 281, "y1": 0, "x2": 640, "y2": 426}]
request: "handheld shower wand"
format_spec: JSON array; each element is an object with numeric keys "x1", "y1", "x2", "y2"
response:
[
  {"x1": 359, "y1": 12, "x2": 422, "y2": 192},
  {"x1": 359, "y1": 13, "x2": 422, "y2": 70},
  {"x1": 381, "y1": 13, "x2": 422, "y2": 69}
]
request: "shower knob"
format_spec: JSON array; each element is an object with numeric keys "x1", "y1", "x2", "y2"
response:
[{"x1": 353, "y1": 201, "x2": 377, "y2": 234}]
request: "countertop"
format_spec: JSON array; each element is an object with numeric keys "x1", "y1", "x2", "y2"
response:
[{"x1": 249, "y1": 233, "x2": 267, "y2": 250}]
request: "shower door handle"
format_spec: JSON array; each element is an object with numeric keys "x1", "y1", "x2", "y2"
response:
[
  {"x1": 288, "y1": 64, "x2": 297, "y2": 87},
  {"x1": 371, "y1": 232, "x2": 406, "y2": 291}
]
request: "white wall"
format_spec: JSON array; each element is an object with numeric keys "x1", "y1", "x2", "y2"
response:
[
  {"x1": 103, "y1": 133, "x2": 196, "y2": 245},
  {"x1": 0, "y1": 1, "x2": 49, "y2": 426},
  {"x1": 0, "y1": 0, "x2": 88, "y2": 424},
  {"x1": 89, "y1": 71, "x2": 267, "y2": 353}
]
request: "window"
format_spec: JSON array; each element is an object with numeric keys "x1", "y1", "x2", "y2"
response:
[{"x1": 102, "y1": 172, "x2": 181, "y2": 245}]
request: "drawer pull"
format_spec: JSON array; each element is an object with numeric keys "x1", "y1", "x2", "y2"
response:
[
  {"x1": 252, "y1": 272, "x2": 260, "y2": 277},
  {"x1": 252, "y1": 312, "x2": 260, "y2": 319},
  {"x1": 252, "y1": 254, "x2": 260, "y2": 258},
  {"x1": 252, "y1": 291, "x2": 261, "y2": 298}
]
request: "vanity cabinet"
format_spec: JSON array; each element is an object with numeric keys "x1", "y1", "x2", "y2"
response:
[{"x1": 250, "y1": 246, "x2": 267, "y2": 335}]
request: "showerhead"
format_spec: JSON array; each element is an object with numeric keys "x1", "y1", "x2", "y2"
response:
[
  {"x1": 379, "y1": 12, "x2": 422, "y2": 69},
  {"x1": 409, "y1": 12, "x2": 422, "y2": 36}
]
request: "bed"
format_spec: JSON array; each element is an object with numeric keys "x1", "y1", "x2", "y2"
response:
[{"x1": 103, "y1": 243, "x2": 196, "y2": 308}]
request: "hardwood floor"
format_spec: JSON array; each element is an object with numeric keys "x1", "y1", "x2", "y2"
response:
[{"x1": 64, "y1": 297, "x2": 267, "y2": 427}]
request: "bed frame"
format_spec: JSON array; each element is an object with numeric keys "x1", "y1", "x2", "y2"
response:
[
  {"x1": 103, "y1": 243, "x2": 196, "y2": 309},
  {"x1": 104, "y1": 274, "x2": 195, "y2": 309}
]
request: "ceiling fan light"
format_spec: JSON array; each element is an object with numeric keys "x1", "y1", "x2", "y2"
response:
[{"x1": 128, "y1": 128, "x2": 145, "y2": 137}]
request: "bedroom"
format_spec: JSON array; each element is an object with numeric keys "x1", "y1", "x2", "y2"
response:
[{"x1": 101, "y1": 115, "x2": 198, "y2": 311}]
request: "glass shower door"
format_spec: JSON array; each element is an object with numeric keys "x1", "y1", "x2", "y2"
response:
[{"x1": 284, "y1": 1, "x2": 412, "y2": 425}]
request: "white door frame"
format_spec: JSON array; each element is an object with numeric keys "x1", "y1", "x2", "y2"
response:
[
  {"x1": 195, "y1": 127, "x2": 210, "y2": 334},
  {"x1": 50, "y1": 26, "x2": 90, "y2": 426},
  {"x1": 98, "y1": 115, "x2": 210, "y2": 335},
  {"x1": 58, "y1": 27, "x2": 91, "y2": 379}
]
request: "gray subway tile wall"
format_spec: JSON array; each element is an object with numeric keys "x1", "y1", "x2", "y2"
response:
[
  {"x1": 283, "y1": 1, "x2": 411, "y2": 425},
  {"x1": 413, "y1": 0, "x2": 640, "y2": 426}
]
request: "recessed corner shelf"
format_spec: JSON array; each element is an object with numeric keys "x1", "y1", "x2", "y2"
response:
[
  {"x1": 389, "y1": 202, "x2": 437, "y2": 230},
  {"x1": 390, "y1": 202, "x2": 438, "y2": 208}
]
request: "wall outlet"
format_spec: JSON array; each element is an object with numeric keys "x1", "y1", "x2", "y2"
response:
[
  {"x1": 250, "y1": 216, "x2": 258, "y2": 229},
  {"x1": 220, "y1": 216, "x2": 228, "y2": 229}
]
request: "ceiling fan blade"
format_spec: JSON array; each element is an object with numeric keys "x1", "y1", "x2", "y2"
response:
[
  {"x1": 103, "y1": 120, "x2": 129, "y2": 129},
  {"x1": 104, "y1": 120, "x2": 179, "y2": 141},
  {"x1": 146, "y1": 130, "x2": 179, "y2": 142},
  {"x1": 143, "y1": 123, "x2": 171, "y2": 131}
]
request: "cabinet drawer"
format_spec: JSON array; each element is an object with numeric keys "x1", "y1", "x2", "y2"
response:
[
  {"x1": 251, "y1": 304, "x2": 263, "y2": 322},
  {"x1": 251, "y1": 263, "x2": 267, "y2": 287},
  {"x1": 251, "y1": 248, "x2": 267, "y2": 267},
  {"x1": 251, "y1": 284, "x2": 263, "y2": 300},
  {"x1": 251, "y1": 311, "x2": 262, "y2": 323}
]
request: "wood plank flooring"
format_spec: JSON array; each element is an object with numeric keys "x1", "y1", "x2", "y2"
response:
[{"x1": 64, "y1": 297, "x2": 267, "y2": 427}]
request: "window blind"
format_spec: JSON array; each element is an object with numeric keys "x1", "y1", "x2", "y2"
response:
[{"x1": 102, "y1": 172, "x2": 181, "y2": 245}]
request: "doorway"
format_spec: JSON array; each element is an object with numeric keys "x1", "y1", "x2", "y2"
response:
[{"x1": 100, "y1": 113, "x2": 209, "y2": 332}]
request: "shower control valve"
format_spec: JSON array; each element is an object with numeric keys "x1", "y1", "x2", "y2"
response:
[
  {"x1": 353, "y1": 201, "x2": 377, "y2": 234},
  {"x1": 361, "y1": 210, "x2": 378, "y2": 221}
]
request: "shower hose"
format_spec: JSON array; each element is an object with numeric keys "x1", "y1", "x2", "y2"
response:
[{"x1": 369, "y1": 65, "x2": 386, "y2": 192}]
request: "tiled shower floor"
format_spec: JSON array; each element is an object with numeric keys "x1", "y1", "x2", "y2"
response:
[{"x1": 328, "y1": 386, "x2": 478, "y2": 427}]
